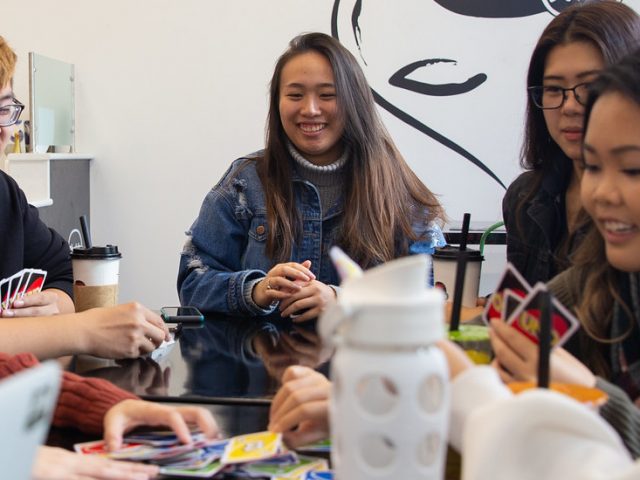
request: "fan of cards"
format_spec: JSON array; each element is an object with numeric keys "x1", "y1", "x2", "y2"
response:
[
  {"x1": 0, "y1": 268, "x2": 47, "y2": 311},
  {"x1": 75, "y1": 430, "x2": 333, "y2": 479},
  {"x1": 482, "y1": 263, "x2": 579, "y2": 348}
]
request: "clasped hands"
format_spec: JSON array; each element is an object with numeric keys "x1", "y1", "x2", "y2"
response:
[{"x1": 252, "y1": 260, "x2": 336, "y2": 322}]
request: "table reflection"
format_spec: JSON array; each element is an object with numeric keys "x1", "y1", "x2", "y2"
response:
[{"x1": 71, "y1": 313, "x2": 331, "y2": 404}]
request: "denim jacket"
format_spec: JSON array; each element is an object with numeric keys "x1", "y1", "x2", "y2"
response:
[{"x1": 178, "y1": 152, "x2": 445, "y2": 316}]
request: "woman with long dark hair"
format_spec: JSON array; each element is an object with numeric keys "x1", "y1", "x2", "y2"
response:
[
  {"x1": 493, "y1": 47, "x2": 640, "y2": 457},
  {"x1": 503, "y1": 1, "x2": 640, "y2": 285},
  {"x1": 178, "y1": 32, "x2": 444, "y2": 320}
]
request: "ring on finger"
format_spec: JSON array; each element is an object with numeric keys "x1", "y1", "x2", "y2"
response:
[{"x1": 266, "y1": 278, "x2": 273, "y2": 290}]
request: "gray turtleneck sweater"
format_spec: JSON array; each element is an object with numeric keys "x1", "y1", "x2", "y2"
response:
[{"x1": 287, "y1": 142, "x2": 348, "y2": 218}]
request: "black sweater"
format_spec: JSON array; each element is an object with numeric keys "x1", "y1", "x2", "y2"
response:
[{"x1": 0, "y1": 170, "x2": 73, "y2": 298}]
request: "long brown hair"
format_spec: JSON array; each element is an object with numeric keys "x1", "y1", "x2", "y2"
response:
[
  {"x1": 517, "y1": 1, "x2": 640, "y2": 221},
  {"x1": 257, "y1": 32, "x2": 443, "y2": 267},
  {"x1": 571, "y1": 47, "x2": 640, "y2": 377}
]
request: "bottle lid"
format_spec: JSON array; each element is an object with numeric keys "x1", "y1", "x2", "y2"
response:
[
  {"x1": 320, "y1": 255, "x2": 445, "y2": 348},
  {"x1": 432, "y1": 245, "x2": 483, "y2": 261},
  {"x1": 71, "y1": 245, "x2": 122, "y2": 259}
]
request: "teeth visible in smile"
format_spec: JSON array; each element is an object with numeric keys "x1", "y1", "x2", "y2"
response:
[
  {"x1": 300, "y1": 124, "x2": 325, "y2": 133},
  {"x1": 604, "y1": 221, "x2": 635, "y2": 232}
]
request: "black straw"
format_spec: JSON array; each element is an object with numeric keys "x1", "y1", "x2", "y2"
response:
[
  {"x1": 459, "y1": 213, "x2": 471, "y2": 252},
  {"x1": 537, "y1": 291, "x2": 552, "y2": 389},
  {"x1": 79, "y1": 215, "x2": 92, "y2": 249},
  {"x1": 449, "y1": 213, "x2": 471, "y2": 332}
]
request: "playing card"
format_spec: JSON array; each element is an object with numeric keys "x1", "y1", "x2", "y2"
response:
[
  {"x1": 22, "y1": 269, "x2": 47, "y2": 298},
  {"x1": 296, "y1": 439, "x2": 331, "y2": 454},
  {"x1": 159, "y1": 460, "x2": 226, "y2": 478},
  {"x1": 9, "y1": 269, "x2": 29, "y2": 306},
  {"x1": 482, "y1": 263, "x2": 531, "y2": 325},
  {"x1": 243, "y1": 454, "x2": 327, "y2": 478},
  {"x1": 124, "y1": 430, "x2": 205, "y2": 447},
  {"x1": 501, "y1": 288, "x2": 523, "y2": 323},
  {"x1": 159, "y1": 440, "x2": 228, "y2": 469},
  {"x1": 304, "y1": 472, "x2": 334, "y2": 480},
  {"x1": 506, "y1": 283, "x2": 580, "y2": 348},
  {"x1": 221, "y1": 431, "x2": 283, "y2": 465},
  {"x1": 0, "y1": 278, "x2": 9, "y2": 310},
  {"x1": 73, "y1": 440, "x2": 148, "y2": 458}
]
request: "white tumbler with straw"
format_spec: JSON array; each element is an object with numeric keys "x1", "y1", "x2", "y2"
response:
[{"x1": 321, "y1": 253, "x2": 449, "y2": 480}]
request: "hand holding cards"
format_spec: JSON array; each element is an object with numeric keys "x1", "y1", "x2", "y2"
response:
[
  {"x1": 0, "y1": 268, "x2": 47, "y2": 312},
  {"x1": 483, "y1": 263, "x2": 579, "y2": 348}
]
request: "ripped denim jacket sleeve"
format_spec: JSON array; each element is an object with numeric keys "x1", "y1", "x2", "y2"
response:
[{"x1": 177, "y1": 159, "x2": 273, "y2": 316}]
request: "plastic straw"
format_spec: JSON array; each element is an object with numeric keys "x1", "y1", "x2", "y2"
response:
[
  {"x1": 537, "y1": 291, "x2": 552, "y2": 389},
  {"x1": 479, "y1": 220, "x2": 505, "y2": 256},
  {"x1": 449, "y1": 213, "x2": 471, "y2": 332},
  {"x1": 458, "y1": 213, "x2": 471, "y2": 252},
  {"x1": 79, "y1": 215, "x2": 92, "y2": 249}
]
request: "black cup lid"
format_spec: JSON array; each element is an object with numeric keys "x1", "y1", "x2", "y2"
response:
[
  {"x1": 433, "y1": 245, "x2": 483, "y2": 261},
  {"x1": 71, "y1": 245, "x2": 122, "y2": 259}
]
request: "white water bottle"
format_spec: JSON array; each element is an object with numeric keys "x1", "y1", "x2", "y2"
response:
[{"x1": 320, "y1": 255, "x2": 449, "y2": 480}]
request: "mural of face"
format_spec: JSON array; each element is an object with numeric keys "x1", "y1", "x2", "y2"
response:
[{"x1": 330, "y1": 0, "x2": 632, "y2": 220}]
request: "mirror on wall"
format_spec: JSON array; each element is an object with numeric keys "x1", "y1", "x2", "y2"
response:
[{"x1": 29, "y1": 52, "x2": 74, "y2": 153}]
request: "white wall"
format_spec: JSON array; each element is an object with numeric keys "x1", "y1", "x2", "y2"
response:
[
  {"x1": 3, "y1": 0, "x2": 332, "y2": 307},
  {"x1": 4, "y1": 1, "x2": 639, "y2": 306}
]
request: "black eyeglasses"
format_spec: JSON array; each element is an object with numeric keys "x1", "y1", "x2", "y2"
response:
[
  {"x1": 0, "y1": 98, "x2": 25, "y2": 127},
  {"x1": 528, "y1": 83, "x2": 591, "y2": 110}
]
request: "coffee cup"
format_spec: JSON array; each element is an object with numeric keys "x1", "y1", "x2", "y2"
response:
[
  {"x1": 432, "y1": 246, "x2": 483, "y2": 308},
  {"x1": 71, "y1": 245, "x2": 121, "y2": 312}
]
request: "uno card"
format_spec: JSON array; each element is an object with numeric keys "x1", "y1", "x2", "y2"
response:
[
  {"x1": 165, "y1": 440, "x2": 228, "y2": 469},
  {"x1": 159, "y1": 460, "x2": 225, "y2": 478},
  {"x1": 244, "y1": 454, "x2": 328, "y2": 478},
  {"x1": 506, "y1": 283, "x2": 579, "y2": 348},
  {"x1": 304, "y1": 472, "x2": 334, "y2": 480},
  {"x1": 73, "y1": 440, "x2": 148, "y2": 457},
  {"x1": 222, "y1": 431, "x2": 283, "y2": 465},
  {"x1": 9, "y1": 269, "x2": 29, "y2": 306},
  {"x1": 296, "y1": 439, "x2": 331, "y2": 454},
  {"x1": 124, "y1": 430, "x2": 205, "y2": 447},
  {"x1": 502, "y1": 288, "x2": 523, "y2": 322},
  {"x1": 22, "y1": 269, "x2": 47, "y2": 298},
  {"x1": 0, "y1": 278, "x2": 9, "y2": 310},
  {"x1": 482, "y1": 263, "x2": 531, "y2": 325}
]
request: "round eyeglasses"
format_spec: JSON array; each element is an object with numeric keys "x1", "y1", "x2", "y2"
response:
[
  {"x1": 528, "y1": 83, "x2": 591, "y2": 110},
  {"x1": 0, "y1": 98, "x2": 25, "y2": 127}
]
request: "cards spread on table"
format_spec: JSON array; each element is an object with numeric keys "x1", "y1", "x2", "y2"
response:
[
  {"x1": 74, "y1": 430, "x2": 330, "y2": 478},
  {"x1": 0, "y1": 268, "x2": 47, "y2": 310},
  {"x1": 483, "y1": 263, "x2": 579, "y2": 348}
]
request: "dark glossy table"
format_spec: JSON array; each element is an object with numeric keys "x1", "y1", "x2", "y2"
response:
[
  {"x1": 66, "y1": 313, "x2": 461, "y2": 479},
  {"x1": 69, "y1": 313, "x2": 330, "y2": 435}
]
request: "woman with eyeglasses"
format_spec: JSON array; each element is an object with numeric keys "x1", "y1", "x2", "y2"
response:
[
  {"x1": 0, "y1": 37, "x2": 76, "y2": 319},
  {"x1": 502, "y1": 1, "x2": 640, "y2": 286}
]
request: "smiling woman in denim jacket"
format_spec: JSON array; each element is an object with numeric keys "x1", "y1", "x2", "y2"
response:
[{"x1": 178, "y1": 33, "x2": 445, "y2": 322}]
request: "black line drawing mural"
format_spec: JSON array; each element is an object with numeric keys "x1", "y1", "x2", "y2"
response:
[{"x1": 330, "y1": 0, "x2": 623, "y2": 199}]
